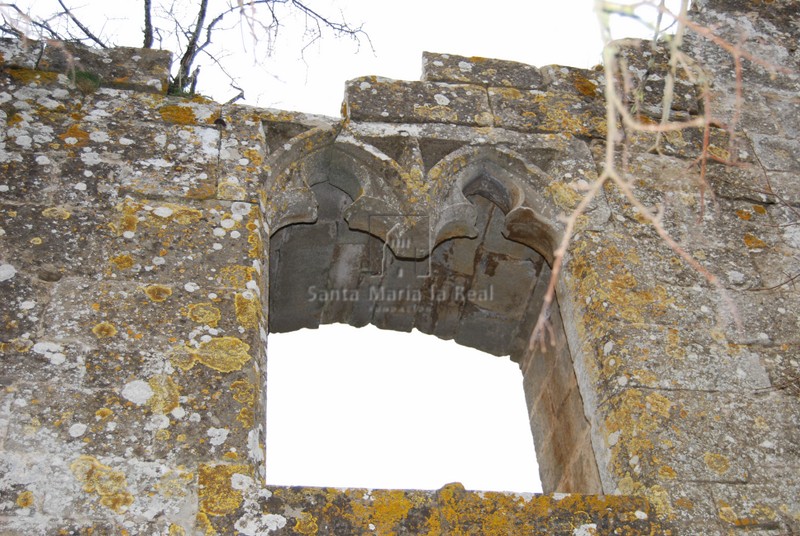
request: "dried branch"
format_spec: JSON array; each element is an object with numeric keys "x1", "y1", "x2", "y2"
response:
[{"x1": 56, "y1": 0, "x2": 107, "y2": 48}]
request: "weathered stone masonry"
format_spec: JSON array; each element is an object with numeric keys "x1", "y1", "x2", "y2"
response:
[{"x1": 1, "y1": 0, "x2": 799, "y2": 533}]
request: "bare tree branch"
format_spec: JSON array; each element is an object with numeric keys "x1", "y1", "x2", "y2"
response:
[{"x1": 56, "y1": 0, "x2": 107, "y2": 48}]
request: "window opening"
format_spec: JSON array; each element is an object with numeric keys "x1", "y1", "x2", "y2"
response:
[{"x1": 266, "y1": 324, "x2": 542, "y2": 493}]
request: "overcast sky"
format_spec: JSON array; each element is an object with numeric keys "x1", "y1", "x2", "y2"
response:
[{"x1": 11, "y1": 0, "x2": 677, "y2": 493}]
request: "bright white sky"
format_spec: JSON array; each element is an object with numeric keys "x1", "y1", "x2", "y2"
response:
[{"x1": 11, "y1": 0, "x2": 678, "y2": 493}]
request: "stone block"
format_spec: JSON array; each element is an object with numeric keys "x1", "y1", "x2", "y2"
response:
[
  {"x1": 37, "y1": 41, "x2": 171, "y2": 94},
  {"x1": 489, "y1": 86, "x2": 606, "y2": 138},
  {"x1": 345, "y1": 77, "x2": 492, "y2": 126},
  {"x1": 422, "y1": 51, "x2": 545, "y2": 89}
]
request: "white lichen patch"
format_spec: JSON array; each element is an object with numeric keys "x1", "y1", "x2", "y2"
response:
[
  {"x1": 234, "y1": 513, "x2": 287, "y2": 535},
  {"x1": 207, "y1": 427, "x2": 229, "y2": 446},
  {"x1": 153, "y1": 206, "x2": 174, "y2": 218},
  {"x1": 32, "y1": 341, "x2": 66, "y2": 365},
  {"x1": 121, "y1": 380, "x2": 154, "y2": 406},
  {"x1": 68, "y1": 423, "x2": 87, "y2": 437}
]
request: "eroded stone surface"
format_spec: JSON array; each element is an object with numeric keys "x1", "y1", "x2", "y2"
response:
[{"x1": 2, "y1": 1, "x2": 800, "y2": 532}]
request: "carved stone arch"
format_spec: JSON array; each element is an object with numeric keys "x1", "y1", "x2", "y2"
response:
[
  {"x1": 261, "y1": 123, "x2": 341, "y2": 235},
  {"x1": 432, "y1": 144, "x2": 566, "y2": 264}
]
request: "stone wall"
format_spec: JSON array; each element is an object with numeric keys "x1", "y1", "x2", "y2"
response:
[{"x1": 1, "y1": 0, "x2": 799, "y2": 533}]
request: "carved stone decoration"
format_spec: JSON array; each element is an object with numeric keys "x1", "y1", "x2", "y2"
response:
[{"x1": 261, "y1": 117, "x2": 342, "y2": 234}]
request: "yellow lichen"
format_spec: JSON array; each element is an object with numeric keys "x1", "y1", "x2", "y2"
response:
[
  {"x1": 234, "y1": 293, "x2": 259, "y2": 329},
  {"x1": 371, "y1": 490, "x2": 413, "y2": 534},
  {"x1": 42, "y1": 206, "x2": 71, "y2": 220},
  {"x1": 158, "y1": 105, "x2": 197, "y2": 125},
  {"x1": 95, "y1": 407, "x2": 113, "y2": 419},
  {"x1": 110, "y1": 254, "x2": 135, "y2": 271},
  {"x1": 143, "y1": 284, "x2": 173, "y2": 302},
  {"x1": 30, "y1": 237, "x2": 42, "y2": 245},
  {"x1": 236, "y1": 407, "x2": 254, "y2": 428},
  {"x1": 16, "y1": 490, "x2": 34, "y2": 508},
  {"x1": 230, "y1": 380, "x2": 256, "y2": 406},
  {"x1": 294, "y1": 512, "x2": 319, "y2": 535},
  {"x1": 147, "y1": 375, "x2": 181, "y2": 414},
  {"x1": 752, "y1": 204, "x2": 767, "y2": 215},
  {"x1": 219, "y1": 265, "x2": 257, "y2": 290},
  {"x1": 70, "y1": 455, "x2": 134, "y2": 513},
  {"x1": 735, "y1": 209, "x2": 752, "y2": 221},
  {"x1": 413, "y1": 104, "x2": 458, "y2": 122},
  {"x1": 218, "y1": 181, "x2": 247, "y2": 201},
  {"x1": 168, "y1": 524, "x2": 186, "y2": 536},
  {"x1": 173, "y1": 337, "x2": 252, "y2": 373},
  {"x1": 186, "y1": 302, "x2": 221, "y2": 327},
  {"x1": 703, "y1": 452, "x2": 730, "y2": 475},
  {"x1": 191, "y1": 337, "x2": 251, "y2": 372},
  {"x1": 645, "y1": 392, "x2": 672, "y2": 419},
  {"x1": 198, "y1": 464, "x2": 249, "y2": 516},
  {"x1": 544, "y1": 181, "x2": 582, "y2": 210},
  {"x1": 196, "y1": 511, "x2": 218, "y2": 535},
  {"x1": 92, "y1": 322, "x2": 118, "y2": 338}
]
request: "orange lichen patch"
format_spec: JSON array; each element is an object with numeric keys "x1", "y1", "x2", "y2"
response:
[
  {"x1": 658, "y1": 465, "x2": 677, "y2": 479},
  {"x1": 234, "y1": 292, "x2": 259, "y2": 329},
  {"x1": 735, "y1": 209, "x2": 752, "y2": 221},
  {"x1": 743, "y1": 233, "x2": 767, "y2": 249},
  {"x1": 95, "y1": 407, "x2": 113, "y2": 420},
  {"x1": 59, "y1": 124, "x2": 90, "y2": 146},
  {"x1": 293, "y1": 512, "x2": 319, "y2": 535},
  {"x1": 173, "y1": 337, "x2": 252, "y2": 373},
  {"x1": 219, "y1": 265, "x2": 257, "y2": 290},
  {"x1": 158, "y1": 105, "x2": 197, "y2": 125},
  {"x1": 230, "y1": 379, "x2": 256, "y2": 406},
  {"x1": 143, "y1": 284, "x2": 173, "y2": 302},
  {"x1": 185, "y1": 302, "x2": 221, "y2": 327},
  {"x1": 92, "y1": 322, "x2": 118, "y2": 338},
  {"x1": 110, "y1": 254, "x2": 135, "y2": 270},
  {"x1": 645, "y1": 392, "x2": 672, "y2": 419},
  {"x1": 41, "y1": 206, "x2": 72, "y2": 220},
  {"x1": 703, "y1": 452, "x2": 730, "y2": 475},
  {"x1": 197, "y1": 463, "x2": 250, "y2": 516},
  {"x1": 752, "y1": 204, "x2": 767, "y2": 215},
  {"x1": 574, "y1": 75, "x2": 599, "y2": 97},
  {"x1": 70, "y1": 455, "x2": 134, "y2": 513},
  {"x1": 370, "y1": 490, "x2": 414, "y2": 534},
  {"x1": 7, "y1": 67, "x2": 60, "y2": 84},
  {"x1": 186, "y1": 184, "x2": 217, "y2": 200},
  {"x1": 147, "y1": 375, "x2": 181, "y2": 414},
  {"x1": 16, "y1": 490, "x2": 34, "y2": 508}
]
